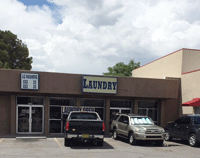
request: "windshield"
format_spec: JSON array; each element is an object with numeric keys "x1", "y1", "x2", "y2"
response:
[
  {"x1": 70, "y1": 113, "x2": 98, "y2": 120},
  {"x1": 194, "y1": 117, "x2": 200, "y2": 124},
  {"x1": 130, "y1": 117, "x2": 154, "y2": 125}
]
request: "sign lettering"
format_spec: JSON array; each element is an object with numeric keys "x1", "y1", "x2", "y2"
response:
[{"x1": 82, "y1": 76, "x2": 117, "y2": 94}]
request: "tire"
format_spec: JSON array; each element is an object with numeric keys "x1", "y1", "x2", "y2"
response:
[
  {"x1": 64, "y1": 138, "x2": 71, "y2": 146},
  {"x1": 128, "y1": 132, "x2": 136, "y2": 145},
  {"x1": 165, "y1": 131, "x2": 172, "y2": 141},
  {"x1": 188, "y1": 134, "x2": 198, "y2": 147},
  {"x1": 97, "y1": 139, "x2": 104, "y2": 146},
  {"x1": 156, "y1": 140, "x2": 164, "y2": 146},
  {"x1": 113, "y1": 129, "x2": 119, "y2": 140}
]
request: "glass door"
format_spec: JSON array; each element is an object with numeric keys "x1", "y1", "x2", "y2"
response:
[
  {"x1": 31, "y1": 106, "x2": 43, "y2": 133},
  {"x1": 17, "y1": 106, "x2": 30, "y2": 133},
  {"x1": 17, "y1": 105, "x2": 44, "y2": 134}
]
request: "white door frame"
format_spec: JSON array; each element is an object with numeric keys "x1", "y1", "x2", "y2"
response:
[{"x1": 16, "y1": 105, "x2": 44, "y2": 134}]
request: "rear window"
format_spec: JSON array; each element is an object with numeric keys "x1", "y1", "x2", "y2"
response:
[
  {"x1": 70, "y1": 113, "x2": 98, "y2": 120},
  {"x1": 194, "y1": 117, "x2": 200, "y2": 124}
]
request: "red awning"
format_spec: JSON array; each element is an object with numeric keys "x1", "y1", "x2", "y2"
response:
[{"x1": 182, "y1": 98, "x2": 200, "y2": 107}]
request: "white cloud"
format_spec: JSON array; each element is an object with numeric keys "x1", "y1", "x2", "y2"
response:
[{"x1": 1, "y1": 0, "x2": 200, "y2": 75}]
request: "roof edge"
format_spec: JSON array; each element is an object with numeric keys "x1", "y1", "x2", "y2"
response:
[
  {"x1": 182, "y1": 68, "x2": 200, "y2": 75},
  {"x1": 132, "y1": 48, "x2": 200, "y2": 72}
]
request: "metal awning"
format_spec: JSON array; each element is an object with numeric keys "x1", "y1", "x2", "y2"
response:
[{"x1": 182, "y1": 98, "x2": 200, "y2": 107}]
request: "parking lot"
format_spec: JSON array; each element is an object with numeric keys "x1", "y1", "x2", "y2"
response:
[{"x1": 0, "y1": 137, "x2": 199, "y2": 158}]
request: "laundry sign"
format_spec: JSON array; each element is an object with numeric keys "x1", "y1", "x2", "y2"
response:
[
  {"x1": 21, "y1": 73, "x2": 39, "y2": 90},
  {"x1": 82, "y1": 75, "x2": 117, "y2": 94}
]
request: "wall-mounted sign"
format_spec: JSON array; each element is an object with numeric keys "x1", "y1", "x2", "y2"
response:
[
  {"x1": 61, "y1": 106, "x2": 95, "y2": 114},
  {"x1": 82, "y1": 75, "x2": 117, "y2": 94},
  {"x1": 21, "y1": 73, "x2": 39, "y2": 90}
]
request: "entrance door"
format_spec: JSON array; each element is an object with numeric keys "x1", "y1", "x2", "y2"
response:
[{"x1": 17, "y1": 105, "x2": 44, "y2": 134}]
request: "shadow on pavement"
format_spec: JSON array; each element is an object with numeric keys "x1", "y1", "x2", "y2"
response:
[
  {"x1": 66, "y1": 140, "x2": 114, "y2": 149},
  {"x1": 114, "y1": 137, "x2": 183, "y2": 147},
  {"x1": 165, "y1": 139, "x2": 200, "y2": 148}
]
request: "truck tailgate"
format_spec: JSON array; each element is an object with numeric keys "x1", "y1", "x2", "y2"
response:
[{"x1": 68, "y1": 120, "x2": 104, "y2": 135}]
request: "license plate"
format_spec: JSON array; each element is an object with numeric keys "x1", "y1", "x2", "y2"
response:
[{"x1": 82, "y1": 134, "x2": 90, "y2": 138}]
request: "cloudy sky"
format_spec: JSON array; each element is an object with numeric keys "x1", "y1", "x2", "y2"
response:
[{"x1": 1, "y1": 0, "x2": 200, "y2": 75}]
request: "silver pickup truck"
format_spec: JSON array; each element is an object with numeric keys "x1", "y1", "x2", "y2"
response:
[{"x1": 111, "y1": 113, "x2": 165, "y2": 146}]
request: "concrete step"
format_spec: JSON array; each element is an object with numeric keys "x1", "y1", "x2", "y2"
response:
[{"x1": 16, "y1": 136, "x2": 47, "y2": 140}]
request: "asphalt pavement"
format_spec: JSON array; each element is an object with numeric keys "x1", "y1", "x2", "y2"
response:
[{"x1": 0, "y1": 137, "x2": 199, "y2": 158}]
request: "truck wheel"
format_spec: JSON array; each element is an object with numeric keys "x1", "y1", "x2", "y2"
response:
[
  {"x1": 165, "y1": 131, "x2": 172, "y2": 141},
  {"x1": 113, "y1": 129, "x2": 119, "y2": 140},
  {"x1": 64, "y1": 138, "x2": 71, "y2": 146},
  {"x1": 156, "y1": 140, "x2": 163, "y2": 146},
  {"x1": 97, "y1": 139, "x2": 104, "y2": 146},
  {"x1": 189, "y1": 134, "x2": 198, "y2": 147},
  {"x1": 128, "y1": 132, "x2": 136, "y2": 145}
]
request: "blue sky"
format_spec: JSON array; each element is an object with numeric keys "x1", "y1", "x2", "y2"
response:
[
  {"x1": 18, "y1": 0, "x2": 50, "y2": 7},
  {"x1": 1, "y1": 0, "x2": 200, "y2": 75}
]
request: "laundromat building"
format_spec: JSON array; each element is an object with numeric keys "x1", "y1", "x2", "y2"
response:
[{"x1": 2, "y1": 49, "x2": 195, "y2": 137}]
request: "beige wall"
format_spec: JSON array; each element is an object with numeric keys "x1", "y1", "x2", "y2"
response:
[
  {"x1": 181, "y1": 71, "x2": 200, "y2": 103},
  {"x1": 181, "y1": 71, "x2": 200, "y2": 114},
  {"x1": 182, "y1": 107, "x2": 193, "y2": 115},
  {"x1": 182, "y1": 49, "x2": 200, "y2": 74},
  {"x1": 132, "y1": 49, "x2": 183, "y2": 79}
]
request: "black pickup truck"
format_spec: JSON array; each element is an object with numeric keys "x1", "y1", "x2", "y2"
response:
[{"x1": 64, "y1": 111, "x2": 105, "y2": 146}]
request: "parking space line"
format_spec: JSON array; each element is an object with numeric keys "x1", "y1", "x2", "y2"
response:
[
  {"x1": 0, "y1": 138, "x2": 4, "y2": 143},
  {"x1": 54, "y1": 138, "x2": 63, "y2": 148}
]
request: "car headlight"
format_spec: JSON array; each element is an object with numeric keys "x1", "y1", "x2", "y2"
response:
[
  {"x1": 135, "y1": 128, "x2": 146, "y2": 133},
  {"x1": 160, "y1": 129, "x2": 165, "y2": 133}
]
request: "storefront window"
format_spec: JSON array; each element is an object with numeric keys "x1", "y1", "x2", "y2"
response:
[
  {"x1": 110, "y1": 100, "x2": 132, "y2": 131},
  {"x1": 194, "y1": 107, "x2": 200, "y2": 114},
  {"x1": 50, "y1": 98, "x2": 74, "y2": 106},
  {"x1": 81, "y1": 99, "x2": 104, "y2": 107},
  {"x1": 138, "y1": 101, "x2": 158, "y2": 124},
  {"x1": 50, "y1": 106, "x2": 61, "y2": 119},
  {"x1": 17, "y1": 97, "x2": 44, "y2": 105},
  {"x1": 110, "y1": 100, "x2": 131, "y2": 108},
  {"x1": 49, "y1": 98, "x2": 75, "y2": 134},
  {"x1": 81, "y1": 99, "x2": 104, "y2": 120}
]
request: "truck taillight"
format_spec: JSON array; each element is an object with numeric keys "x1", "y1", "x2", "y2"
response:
[
  {"x1": 102, "y1": 123, "x2": 105, "y2": 131},
  {"x1": 66, "y1": 122, "x2": 69, "y2": 131}
]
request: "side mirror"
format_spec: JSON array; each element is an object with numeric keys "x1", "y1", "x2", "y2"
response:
[
  {"x1": 124, "y1": 120, "x2": 128, "y2": 124},
  {"x1": 173, "y1": 123, "x2": 179, "y2": 128}
]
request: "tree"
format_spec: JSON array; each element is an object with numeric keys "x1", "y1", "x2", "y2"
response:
[
  {"x1": 0, "y1": 30, "x2": 33, "y2": 70},
  {"x1": 103, "y1": 59, "x2": 140, "y2": 77}
]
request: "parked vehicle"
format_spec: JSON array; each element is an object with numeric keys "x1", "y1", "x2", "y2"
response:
[
  {"x1": 164, "y1": 114, "x2": 200, "y2": 147},
  {"x1": 64, "y1": 111, "x2": 105, "y2": 146},
  {"x1": 111, "y1": 113, "x2": 165, "y2": 146}
]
